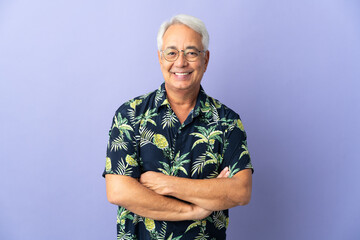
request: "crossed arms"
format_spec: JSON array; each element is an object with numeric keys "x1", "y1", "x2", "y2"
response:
[{"x1": 105, "y1": 167, "x2": 252, "y2": 221}]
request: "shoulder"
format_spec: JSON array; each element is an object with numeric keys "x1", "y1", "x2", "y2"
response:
[
  {"x1": 207, "y1": 95, "x2": 241, "y2": 120},
  {"x1": 202, "y1": 94, "x2": 246, "y2": 133},
  {"x1": 114, "y1": 87, "x2": 159, "y2": 118}
]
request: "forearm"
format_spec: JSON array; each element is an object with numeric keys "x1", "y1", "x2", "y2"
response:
[
  {"x1": 141, "y1": 169, "x2": 252, "y2": 211},
  {"x1": 105, "y1": 174, "x2": 210, "y2": 221},
  {"x1": 166, "y1": 176, "x2": 250, "y2": 210}
]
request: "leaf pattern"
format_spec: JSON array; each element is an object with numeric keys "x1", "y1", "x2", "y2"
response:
[
  {"x1": 104, "y1": 83, "x2": 253, "y2": 239},
  {"x1": 162, "y1": 106, "x2": 178, "y2": 129},
  {"x1": 111, "y1": 135, "x2": 128, "y2": 151}
]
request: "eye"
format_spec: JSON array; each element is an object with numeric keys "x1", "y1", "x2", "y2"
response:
[
  {"x1": 186, "y1": 50, "x2": 199, "y2": 57},
  {"x1": 164, "y1": 48, "x2": 178, "y2": 56},
  {"x1": 167, "y1": 51, "x2": 176, "y2": 56}
]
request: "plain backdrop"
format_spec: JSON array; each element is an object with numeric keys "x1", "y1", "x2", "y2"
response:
[{"x1": 1, "y1": 0, "x2": 359, "y2": 239}]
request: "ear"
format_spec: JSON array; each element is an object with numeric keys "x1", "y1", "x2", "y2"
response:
[
  {"x1": 157, "y1": 51, "x2": 162, "y2": 65},
  {"x1": 204, "y1": 50, "x2": 210, "y2": 72}
]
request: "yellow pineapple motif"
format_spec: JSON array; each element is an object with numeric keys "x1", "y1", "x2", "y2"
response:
[
  {"x1": 209, "y1": 139, "x2": 215, "y2": 145},
  {"x1": 105, "y1": 157, "x2": 112, "y2": 172},
  {"x1": 125, "y1": 154, "x2": 138, "y2": 166},
  {"x1": 236, "y1": 119, "x2": 244, "y2": 131},
  {"x1": 130, "y1": 99, "x2": 142, "y2": 109},
  {"x1": 153, "y1": 134, "x2": 168, "y2": 149},
  {"x1": 144, "y1": 218, "x2": 155, "y2": 231}
]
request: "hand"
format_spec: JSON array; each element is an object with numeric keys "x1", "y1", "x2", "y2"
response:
[
  {"x1": 217, "y1": 167, "x2": 230, "y2": 178},
  {"x1": 139, "y1": 171, "x2": 170, "y2": 195},
  {"x1": 191, "y1": 204, "x2": 212, "y2": 220}
]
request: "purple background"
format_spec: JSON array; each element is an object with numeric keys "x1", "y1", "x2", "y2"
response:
[{"x1": 1, "y1": 1, "x2": 359, "y2": 239}]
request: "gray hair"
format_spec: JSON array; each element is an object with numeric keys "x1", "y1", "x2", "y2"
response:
[{"x1": 157, "y1": 14, "x2": 209, "y2": 51}]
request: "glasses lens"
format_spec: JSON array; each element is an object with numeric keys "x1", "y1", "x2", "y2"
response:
[
  {"x1": 184, "y1": 49, "x2": 199, "y2": 61},
  {"x1": 164, "y1": 48, "x2": 178, "y2": 61}
]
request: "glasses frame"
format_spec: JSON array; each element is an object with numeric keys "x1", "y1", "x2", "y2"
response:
[{"x1": 160, "y1": 48, "x2": 206, "y2": 62}]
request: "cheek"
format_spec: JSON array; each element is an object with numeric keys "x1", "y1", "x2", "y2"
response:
[{"x1": 162, "y1": 63, "x2": 172, "y2": 72}]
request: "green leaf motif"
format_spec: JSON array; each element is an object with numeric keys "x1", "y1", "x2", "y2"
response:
[
  {"x1": 239, "y1": 141, "x2": 250, "y2": 159},
  {"x1": 161, "y1": 107, "x2": 178, "y2": 129},
  {"x1": 228, "y1": 162, "x2": 240, "y2": 178},
  {"x1": 155, "y1": 87, "x2": 165, "y2": 106},
  {"x1": 190, "y1": 125, "x2": 223, "y2": 151},
  {"x1": 111, "y1": 136, "x2": 128, "y2": 152},
  {"x1": 191, "y1": 153, "x2": 218, "y2": 176},
  {"x1": 185, "y1": 220, "x2": 202, "y2": 233},
  {"x1": 212, "y1": 211, "x2": 227, "y2": 230},
  {"x1": 112, "y1": 113, "x2": 134, "y2": 140},
  {"x1": 194, "y1": 227, "x2": 209, "y2": 240},
  {"x1": 138, "y1": 127, "x2": 155, "y2": 147},
  {"x1": 115, "y1": 160, "x2": 133, "y2": 176},
  {"x1": 158, "y1": 151, "x2": 190, "y2": 176},
  {"x1": 135, "y1": 108, "x2": 158, "y2": 127}
]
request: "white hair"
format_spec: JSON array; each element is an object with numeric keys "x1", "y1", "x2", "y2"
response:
[{"x1": 157, "y1": 14, "x2": 209, "y2": 51}]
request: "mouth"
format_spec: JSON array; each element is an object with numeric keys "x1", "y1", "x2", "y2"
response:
[
  {"x1": 173, "y1": 72, "x2": 192, "y2": 76},
  {"x1": 175, "y1": 72, "x2": 189, "y2": 76}
]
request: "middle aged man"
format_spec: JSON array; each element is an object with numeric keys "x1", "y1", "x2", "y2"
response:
[{"x1": 103, "y1": 14, "x2": 253, "y2": 239}]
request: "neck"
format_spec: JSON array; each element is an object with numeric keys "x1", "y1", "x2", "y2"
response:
[
  {"x1": 164, "y1": 84, "x2": 200, "y2": 123},
  {"x1": 165, "y1": 84, "x2": 200, "y2": 109}
]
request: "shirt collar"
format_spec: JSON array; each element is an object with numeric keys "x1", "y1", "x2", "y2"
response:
[
  {"x1": 155, "y1": 83, "x2": 169, "y2": 111},
  {"x1": 192, "y1": 86, "x2": 209, "y2": 119},
  {"x1": 155, "y1": 82, "x2": 211, "y2": 120}
]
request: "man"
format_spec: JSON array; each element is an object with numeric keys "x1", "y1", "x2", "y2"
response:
[{"x1": 103, "y1": 14, "x2": 253, "y2": 239}]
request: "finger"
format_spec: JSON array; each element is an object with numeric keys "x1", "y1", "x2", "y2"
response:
[{"x1": 217, "y1": 167, "x2": 229, "y2": 178}]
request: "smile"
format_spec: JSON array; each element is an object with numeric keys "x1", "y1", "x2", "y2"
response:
[{"x1": 174, "y1": 72, "x2": 191, "y2": 76}]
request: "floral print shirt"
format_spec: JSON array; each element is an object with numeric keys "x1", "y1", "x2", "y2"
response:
[{"x1": 103, "y1": 83, "x2": 253, "y2": 240}]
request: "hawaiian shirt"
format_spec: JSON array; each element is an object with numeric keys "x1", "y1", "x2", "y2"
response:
[{"x1": 103, "y1": 83, "x2": 253, "y2": 240}]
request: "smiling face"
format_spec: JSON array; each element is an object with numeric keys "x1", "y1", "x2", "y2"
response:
[{"x1": 158, "y1": 24, "x2": 209, "y2": 95}]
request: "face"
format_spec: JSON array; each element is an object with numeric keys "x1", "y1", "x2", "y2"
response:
[{"x1": 158, "y1": 24, "x2": 210, "y2": 94}]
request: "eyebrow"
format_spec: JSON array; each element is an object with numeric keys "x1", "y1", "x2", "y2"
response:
[{"x1": 166, "y1": 46, "x2": 200, "y2": 50}]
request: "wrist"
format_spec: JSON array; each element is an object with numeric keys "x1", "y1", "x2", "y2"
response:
[{"x1": 161, "y1": 175, "x2": 175, "y2": 196}]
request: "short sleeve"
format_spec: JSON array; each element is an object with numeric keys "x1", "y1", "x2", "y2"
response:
[
  {"x1": 221, "y1": 117, "x2": 253, "y2": 177},
  {"x1": 102, "y1": 109, "x2": 141, "y2": 178}
]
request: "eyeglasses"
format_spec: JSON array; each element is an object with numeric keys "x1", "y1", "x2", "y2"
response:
[{"x1": 160, "y1": 47, "x2": 206, "y2": 62}]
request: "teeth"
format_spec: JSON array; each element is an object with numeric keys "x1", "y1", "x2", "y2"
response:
[{"x1": 175, "y1": 72, "x2": 190, "y2": 76}]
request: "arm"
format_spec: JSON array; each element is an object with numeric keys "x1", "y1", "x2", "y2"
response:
[
  {"x1": 105, "y1": 174, "x2": 212, "y2": 221},
  {"x1": 140, "y1": 168, "x2": 252, "y2": 211}
]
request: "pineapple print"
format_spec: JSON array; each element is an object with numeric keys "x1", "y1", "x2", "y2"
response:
[
  {"x1": 144, "y1": 218, "x2": 155, "y2": 232},
  {"x1": 105, "y1": 157, "x2": 112, "y2": 172},
  {"x1": 236, "y1": 119, "x2": 244, "y2": 131},
  {"x1": 125, "y1": 154, "x2": 138, "y2": 166},
  {"x1": 153, "y1": 134, "x2": 168, "y2": 149},
  {"x1": 116, "y1": 216, "x2": 126, "y2": 226}
]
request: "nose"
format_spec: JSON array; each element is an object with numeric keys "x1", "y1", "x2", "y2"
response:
[{"x1": 174, "y1": 51, "x2": 188, "y2": 67}]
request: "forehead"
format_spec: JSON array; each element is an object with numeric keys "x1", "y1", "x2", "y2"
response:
[{"x1": 162, "y1": 24, "x2": 203, "y2": 49}]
